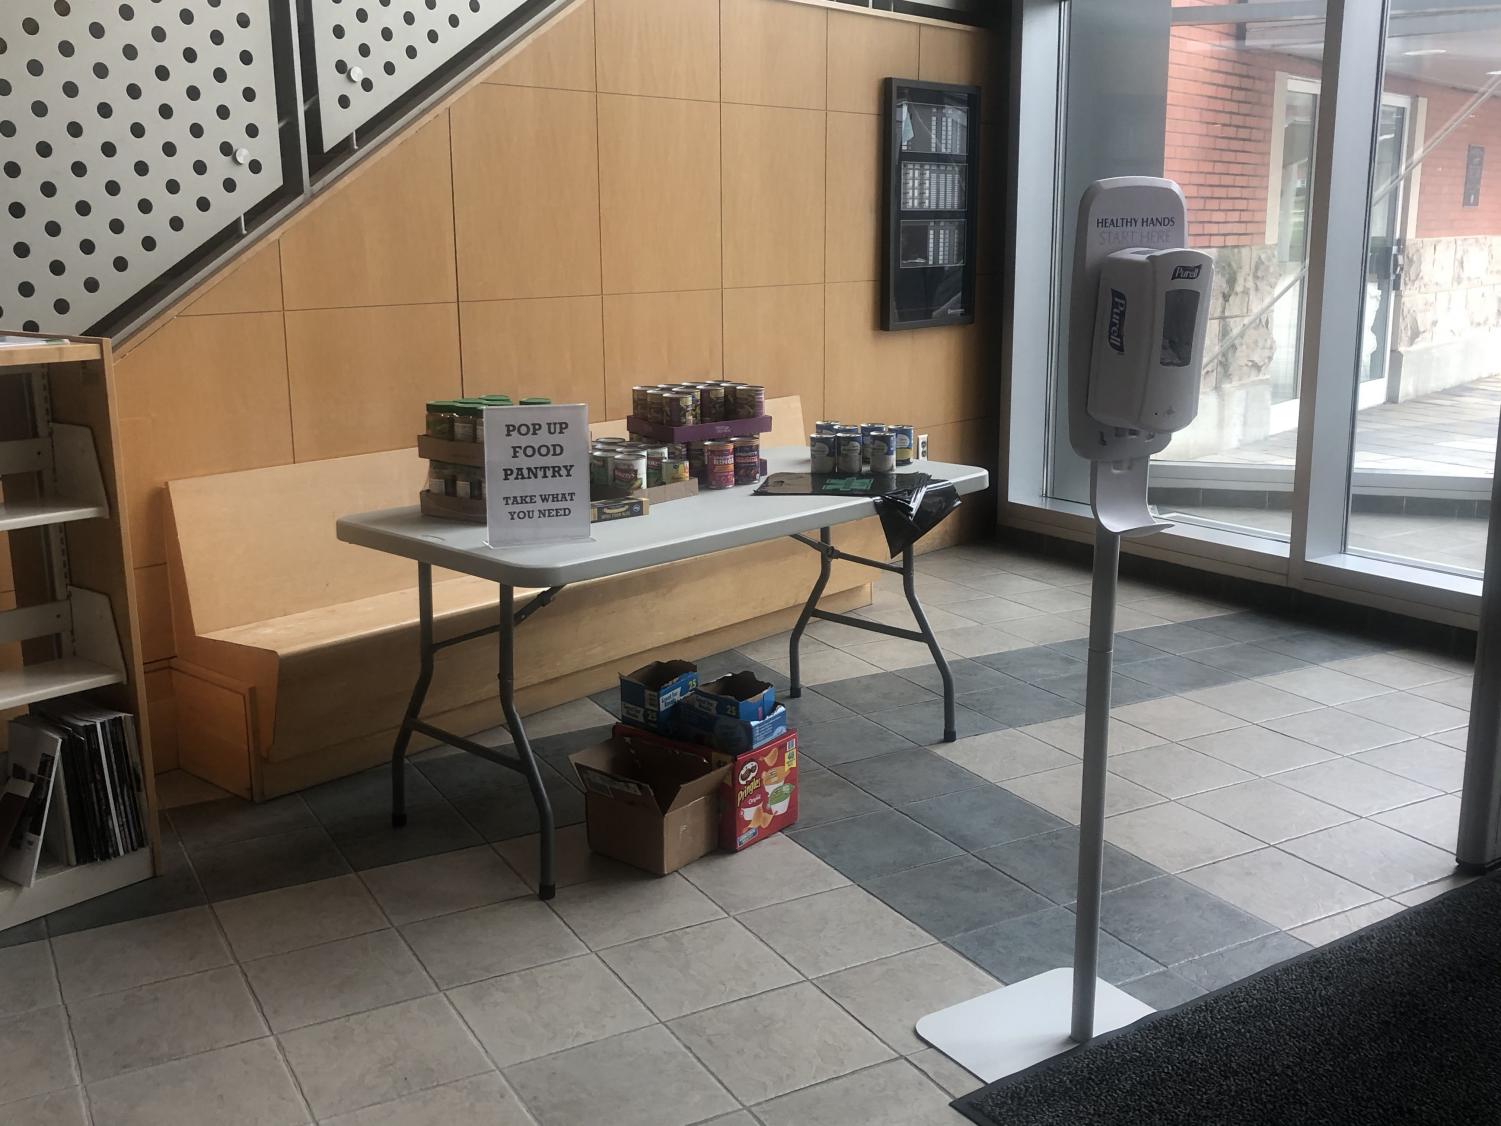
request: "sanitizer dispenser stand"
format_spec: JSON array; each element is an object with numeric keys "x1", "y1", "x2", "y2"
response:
[{"x1": 917, "y1": 177, "x2": 1213, "y2": 1083}]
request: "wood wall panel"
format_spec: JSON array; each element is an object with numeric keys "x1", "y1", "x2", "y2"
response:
[
  {"x1": 595, "y1": 0, "x2": 719, "y2": 101},
  {"x1": 720, "y1": 0, "x2": 826, "y2": 110},
  {"x1": 602, "y1": 289, "x2": 722, "y2": 418},
  {"x1": 919, "y1": 23, "x2": 1003, "y2": 122},
  {"x1": 908, "y1": 320, "x2": 984, "y2": 430},
  {"x1": 279, "y1": 115, "x2": 458, "y2": 310},
  {"x1": 824, "y1": 280, "x2": 912, "y2": 424},
  {"x1": 286, "y1": 304, "x2": 462, "y2": 461},
  {"x1": 827, "y1": 9, "x2": 919, "y2": 115},
  {"x1": 461, "y1": 296, "x2": 607, "y2": 417},
  {"x1": 722, "y1": 284, "x2": 824, "y2": 422},
  {"x1": 825, "y1": 110, "x2": 882, "y2": 284},
  {"x1": 722, "y1": 104, "x2": 826, "y2": 288},
  {"x1": 484, "y1": 0, "x2": 595, "y2": 91},
  {"x1": 598, "y1": 94, "x2": 721, "y2": 294},
  {"x1": 451, "y1": 85, "x2": 602, "y2": 300},
  {"x1": 182, "y1": 241, "x2": 284, "y2": 317},
  {"x1": 134, "y1": 563, "x2": 175, "y2": 666}
]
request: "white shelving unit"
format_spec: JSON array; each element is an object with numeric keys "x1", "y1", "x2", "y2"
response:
[{"x1": 0, "y1": 333, "x2": 158, "y2": 929}]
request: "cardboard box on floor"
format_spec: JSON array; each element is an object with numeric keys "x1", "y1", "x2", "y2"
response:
[{"x1": 569, "y1": 735, "x2": 727, "y2": 875}]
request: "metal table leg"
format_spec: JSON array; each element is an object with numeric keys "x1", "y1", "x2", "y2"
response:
[
  {"x1": 903, "y1": 544, "x2": 957, "y2": 742},
  {"x1": 390, "y1": 562, "x2": 435, "y2": 828},
  {"x1": 788, "y1": 526, "x2": 833, "y2": 699},
  {"x1": 500, "y1": 584, "x2": 557, "y2": 900}
]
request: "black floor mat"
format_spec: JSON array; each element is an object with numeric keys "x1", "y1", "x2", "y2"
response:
[{"x1": 958, "y1": 871, "x2": 1501, "y2": 1126}]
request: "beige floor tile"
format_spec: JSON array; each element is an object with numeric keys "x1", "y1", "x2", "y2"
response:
[
  {"x1": 928, "y1": 625, "x2": 1030, "y2": 658},
  {"x1": 816, "y1": 945, "x2": 997, "y2": 1054},
  {"x1": 681, "y1": 834, "x2": 848, "y2": 914},
  {"x1": 360, "y1": 846, "x2": 530, "y2": 926},
  {"x1": 503, "y1": 1025, "x2": 736, "y2": 1126},
  {"x1": 1394, "y1": 874, "x2": 1473, "y2": 906},
  {"x1": 1288, "y1": 900, "x2": 1405, "y2": 946},
  {"x1": 85, "y1": 1038, "x2": 307, "y2": 1126},
  {"x1": 873, "y1": 573, "x2": 989, "y2": 607},
  {"x1": 738, "y1": 885, "x2": 930, "y2": 978},
  {"x1": 1178, "y1": 778, "x2": 1354, "y2": 844},
  {"x1": 753, "y1": 1058, "x2": 959, "y2": 1125},
  {"x1": 1130, "y1": 594, "x2": 1235, "y2": 622},
  {"x1": 1180, "y1": 848, "x2": 1378, "y2": 930},
  {"x1": 941, "y1": 595, "x2": 1042, "y2": 624},
  {"x1": 1373, "y1": 794, "x2": 1462, "y2": 849},
  {"x1": 320, "y1": 1073, "x2": 532, "y2": 1126},
  {"x1": 909, "y1": 1047, "x2": 983, "y2": 1098},
  {"x1": 838, "y1": 637, "x2": 952, "y2": 671},
  {"x1": 805, "y1": 616, "x2": 884, "y2": 648},
  {"x1": 1281, "y1": 820, "x2": 1457, "y2": 897},
  {"x1": 400, "y1": 898, "x2": 586, "y2": 988},
  {"x1": 548, "y1": 872, "x2": 723, "y2": 949},
  {"x1": 599, "y1": 917, "x2": 799, "y2": 1020},
  {"x1": 1410, "y1": 676, "x2": 1472, "y2": 710},
  {"x1": 933, "y1": 728, "x2": 1078, "y2": 783},
  {"x1": 1184, "y1": 725, "x2": 1334, "y2": 776},
  {"x1": 447, "y1": 953, "x2": 653, "y2": 1066},
  {"x1": 1000, "y1": 765, "x2": 1163, "y2": 824},
  {"x1": 1110, "y1": 744, "x2": 1254, "y2": 799},
  {"x1": 1324, "y1": 653, "x2": 1455, "y2": 690},
  {"x1": 1111, "y1": 697, "x2": 1244, "y2": 742},
  {"x1": 214, "y1": 875, "x2": 387, "y2": 962},
  {"x1": 1256, "y1": 667, "x2": 1388, "y2": 706},
  {"x1": 1277, "y1": 759, "x2": 1441, "y2": 816},
  {"x1": 52, "y1": 906, "x2": 230, "y2": 1002},
  {"x1": 1263, "y1": 708, "x2": 1408, "y2": 755},
  {"x1": 244, "y1": 930, "x2": 434, "y2": 1032},
  {"x1": 0, "y1": 1005, "x2": 77, "y2": 1105},
  {"x1": 70, "y1": 966, "x2": 265, "y2": 1083},
  {"x1": 0, "y1": 1087, "x2": 89, "y2": 1125},
  {"x1": 1432, "y1": 726, "x2": 1468, "y2": 750},
  {"x1": 1018, "y1": 715, "x2": 1160, "y2": 755},
  {"x1": 1104, "y1": 803, "x2": 1260, "y2": 872},
  {"x1": 736, "y1": 631, "x2": 817, "y2": 664},
  {"x1": 1334, "y1": 692, "x2": 1468, "y2": 738},
  {"x1": 996, "y1": 615, "x2": 1090, "y2": 645},
  {"x1": 669, "y1": 982, "x2": 892, "y2": 1104},
  {"x1": 0, "y1": 939, "x2": 59, "y2": 1016},
  {"x1": 759, "y1": 646, "x2": 884, "y2": 684},
  {"x1": 279, "y1": 995, "x2": 491, "y2": 1120},
  {"x1": 702, "y1": 1114, "x2": 759, "y2": 1126},
  {"x1": 494, "y1": 824, "x2": 634, "y2": 892},
  {"x1": 1182, "y1": 680, "x2": 1321, "y2": 723}
]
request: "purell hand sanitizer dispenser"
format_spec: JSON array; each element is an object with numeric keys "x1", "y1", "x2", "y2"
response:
[{"x1": 917, "y1": 178, "x2": 1212, "y2": 1083}]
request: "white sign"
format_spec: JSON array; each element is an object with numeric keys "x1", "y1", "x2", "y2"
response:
[{"x1": 484, "y1": 404, "x2": 591, "y2": 546}]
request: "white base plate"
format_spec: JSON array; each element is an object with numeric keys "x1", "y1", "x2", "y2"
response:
[{"x1": 915, "y1": 968, "x2": 1154, "y2": 1084}]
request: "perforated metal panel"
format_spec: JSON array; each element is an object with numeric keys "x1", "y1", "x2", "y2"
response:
[
  {"x1": 0, "y1": 0, "x2": 283, "y2": 334},
  {"x1": 309, "y1": 0, "x2": 526, "y2": 149}
]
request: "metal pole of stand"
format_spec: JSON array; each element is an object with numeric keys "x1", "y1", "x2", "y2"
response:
[{"x1": 1071, "y1": 522, "x2": 1120, "y2": 1043}]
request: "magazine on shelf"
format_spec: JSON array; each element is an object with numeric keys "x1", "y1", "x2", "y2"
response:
[{"x1": 0, "y1": 717, "x2": 65, "y2": 886}]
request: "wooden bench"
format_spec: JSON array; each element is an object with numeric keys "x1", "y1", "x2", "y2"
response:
[{"x1": 164, "y1": 396, "x2": 883, "y2": 799}]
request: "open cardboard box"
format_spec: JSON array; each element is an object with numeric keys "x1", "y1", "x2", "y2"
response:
[{"x1": 569, "y1": 736, "x2": 728, "y2": 875}]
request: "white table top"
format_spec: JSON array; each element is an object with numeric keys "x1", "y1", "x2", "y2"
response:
[{"x1": 336, "y1": 446, "x2": 990, "y2": 588}]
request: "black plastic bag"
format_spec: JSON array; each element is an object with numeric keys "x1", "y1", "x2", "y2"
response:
[{"x1": 874, "y1": 473, "x2": 961, "y2": 557}]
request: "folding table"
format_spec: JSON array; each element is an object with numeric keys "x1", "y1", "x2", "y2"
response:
[{"x1": 336, "y1": 446, "x2": 990, "y2": 899}]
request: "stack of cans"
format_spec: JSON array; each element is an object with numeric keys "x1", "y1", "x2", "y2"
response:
[
  {"x1": 629, "y1": 380, "x2": 767, "y2": 425},
  {"x1": 590, "y1": 436, "x2": 691, "y2": 492},
  {"x1": 810, "y1": 420, "x2": 917, "y2": 474}
]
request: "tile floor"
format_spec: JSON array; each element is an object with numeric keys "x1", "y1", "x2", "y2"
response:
[{"x1": 0, "y1": 541, "x2": 1477, "y2": 1125}]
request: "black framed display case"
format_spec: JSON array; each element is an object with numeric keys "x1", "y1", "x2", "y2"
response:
[{"x1": 881, "y1": 77, "x2": 981, "y2": 331}]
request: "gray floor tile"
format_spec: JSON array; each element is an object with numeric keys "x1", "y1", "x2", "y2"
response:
[
  {"x1": 334, "y1": 805, "x2": 486, "y2": 870},
  {"x1": 0, "y1": 1088, "x2": 88, "y2": 1126},
  {"x1": 84, "y1": 1038, "x2": 305, "y2": 1126},
  {"x1": 788, "y1": 810, "x2": 963, "y2": 881},
  {"x1": 588, "y1": 687, "x2": 622, "y2": 718},
  {"x1": 1259, "y1": 629, "x2": 1387, "y2": 664},
  {"x1": 168, "y1": 795, "x2": 319, "y2": 851},
  {"x1": 793, "y1": 716, "x2": 921, "y2": 767},
  {"x1": 752, "y1": 1058, "x2": 958, "y2": 1126},
  {"x1": 1118, "y1": 969, "x2": 1204, "y2": 1010},
  {"x1": 401, "y1": 898, "x2": 586, "y2": 987},
  {"x1": 780, "y1": 687, "x2": 857, "y2": 726},
  {"x1": 669, "y1": 982, "x2": 893, "y2": 1104},
  {"x1": 1281, "y1": 819, "x2": 1459, "y2": 896},
  {"x1": 865, "y1": 855, "x2": 1052, "y2": 939},
  {"x1": 1373, "y1": 793, "x2": 1462, "y2": 849},
  {"x1": 976, "y1": 827, "x2": 1165, "y2": 904},
  {"x1": 1048, "y1": 636, "x2": 1166, "y2": 665},
  {"x1": 189, "y1": 825, "x2": 351, "y2": 902},
  {"x1": 320, "y1": 1073, "x2": 532, "y2": 1126},
  {"x1": 1179, "y1": 847, "x2": 1378, "y2": 930},
  {"x1": 1189, "y1": 642, "x2": 1310, "y2": 678},
  {"x1": 1175, "y1": 931, "x2": 1311, "y2": 991},
  {"x1": 1122, "y1": 655, "x2": 1242, "y2": 694},
  {"x1": 1187, "y1": 611, "x2": 1298, "y2": 644},
  {"x1": 909, "y1": 1047, "x2": 984, "y2": 1099},
  {"x1": 52, "y1": 905, "x2": 230, "y2": 1003},
  {"x1": 1109, "y1": 743, "x2": 1254, "y2": 799},
  {"x1": 45, "y1": 839, "x2": 206, "y2": 938},
  {"x1": 948, "y1": 906, "x2": 1161, "y2": 985},
  {"x1": 599, "y1": 917, "x2": 799, "y2": 1020},
  {"x1": 0, "y1": 939, "x2": 59, "y2": 1017},
  {"x1": 359, "y1": 845, "x2": 530, "y2": 926},
  {"x1": 1178, "y1": 778, "x2": 1353, "y2": 843},
  {"x1": 1120, "y1": 622, "x2": 1235, "y2": 654},
  {"x1": 504, "y1": 1024, "x2": 736, "y2": 1126},
  {"x1": 243, "y1": 929, "x2": 433, "y2": 1032},
  {"x1": 0, "y1": 917, "x2": 47, "y2": 950},
  {"x1": 1104, "y1": 803, "x2": 1261, "y2": 872},
  {"x1": 792, "y1": 770, "x2": 887, "y2": 829},
  {"x1": 302, "y1": 763, "x2": 446, "y2": 828},
  {"x1": 548, "y1": 871, "x2": 723, "y2": 949},
  {"x1": 815, "y1": 944, "x2": 998, "y2": 1054},
  {"x1": 0, "y1": 1005, "x2": 77, "y2": 1105},
  {"x1": 1030, "y1": 670, "x2": 1165, "y2": 708},
  {"x1": 972, "y1": 645, "x2": 1085, "y2": 684},
  {"x1": 529, "y1": 725, "x2": 619, "y2": 775},
  {"x1": 867, "y1": 699, "x2": 1006, "y2": 743},
  {"x1": 901, "y1": 784, "x2": 1066, "y2": 851},
  {"x1": 834, "y1": 747, "x2": 988, "y2": 804},
  {"x1": 1353, "y1": 738, "x2": 1468, "y2": 791},
  {"x1": 816, "y1": 672, "x2": 938, "y2": 712},
  {"x1": 958, "y1": 681, "x2": 1086, "y2": 726},
  {"x1": 447, "y1": 953, "x2": 654, "y2": 1067},
  {"x1": 69, "y1": 965, "x2": 265, "y2": 1083},
  {"x1": 1098, "y1": 876, "x2": 1276, "y2": 964},
  {"x1": 213, "y1": 875, "x2": 387, "y2": 962},
  {"x1": 739, "y1": 885, "x2": 932, "y2": 977},
  {"x1": 896, "y1": 658, "x2": 1024, "y2": 695},
  {"x1": 1184, "y1": 725, "x2": 1335, "y2": 775},
  {"x1": 449, "y1": 772, "x2": 585, "y2": 843},
  {"x1": 279, "y1": 994, "x2": 491, "y2": 1120},
  {"x1": 1276, "y1": 758, "x2": 1441, "y2": 815},
  {"x1": 680, "y1": 833, "x2": 849, "y2": 914}
]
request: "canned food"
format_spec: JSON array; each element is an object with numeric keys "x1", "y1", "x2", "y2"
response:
[
  {"x1": 688, "y1": 442, "x2": 707, "y2": 481},
  {"x1": 450, "y1": 403, "x2": 479, "y2": 444},
  {"x1": 667, "y1": 442, "x2": 690, "y2": 460},
  {"x1": 814, "y1": 420, "x2": 841, "y2": 435},
  {"x1": 646, "y1": 389, "x2": 666, "y2": 425},
  {"x1": 731, "y1": 437, "x2": 761, "y2": 486},
  {"x1": 699, "y1": 384, "x2": 727, "y2": 423},
  {"x1": 643, "y1": 445, "x2": 669, "y2": 487},
  {"x1": 661, "y1": 457, "x2": 691, "y2": 483},
  {"x1": 836, "y1": 432, "x2": 864, "y2": 474},
  {"x1": 664, "y1": 391, "x2": 699, "y2": 428},
  {"x1": 734, "y1": 384, "x2": 765, "y2": 420},
  {"x1": 428, "y1": 461, "x2": 456, "y2": 498},
  {"x1": 631, "y1": 385, "x2": 653, "y2": 417},
  {"x1": 867, "y1": 428, "x2": 896, "y2": 473},
  {"x1": 589, "y1": 450, "x2": 612, "y2": 487},
  {"x1": 610, "y1": 452, "x2": 646, "y2": 492},
  {"x1": 519, "y1": 397, "x2": 551, "y2": 406},
  {"x1": 426, "y1": 400, "x2": 457, "y2": 440},
  {"x1": 809, "y1": 433, "x2": 835, "y2": 474},
  {"x1": 704, "y1": 440, "x2": 736, "y2": 490},
  {"x1": 859, "y1": 423, "x2": 887, "y2": 462},
  {"x1": 592, "y1": 436, "x2": 626, "y2": 448},
  {"x1": 892, "y1": 424, "x2": 916, "y2": 465}
]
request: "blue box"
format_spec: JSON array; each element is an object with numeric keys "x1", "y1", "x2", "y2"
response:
[
  {"x1": 685, "y1": 672, "x2": 777, "y2": 722},
  {"x1": 619, "y1": 660, "x2": 699, "y2": 734},
  {"x1": 676, "y1": 703, "x2": 790, "y2": 755}
]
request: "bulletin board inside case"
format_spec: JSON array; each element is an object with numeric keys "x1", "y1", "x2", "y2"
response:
[{"x1": 882, "y1": 78, "x2": 981, "y2": 331}]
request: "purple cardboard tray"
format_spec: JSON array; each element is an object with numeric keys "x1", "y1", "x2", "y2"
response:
[{"x1": 626, "y1": 415, "x2": 773, "y2": 442}]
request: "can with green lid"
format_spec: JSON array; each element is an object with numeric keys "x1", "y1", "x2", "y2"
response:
[
  {"x1": 519, "y1": 396, "x2": 552, "y2": 406},
  {"x1": 451, "y1": 400, "x2": 483, "y2": 443},
  {"x1": 425, "y1": 400, "x2": 458, "y2": 440}
]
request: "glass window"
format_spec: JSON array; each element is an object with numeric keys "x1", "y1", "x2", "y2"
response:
[{"x1": 1345, "y1": 6, "x2": 1501, "y2": 578}]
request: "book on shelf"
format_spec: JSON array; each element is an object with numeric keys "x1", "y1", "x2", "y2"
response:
[{"x1": 1, "y1": 704, "x2": 147, "y2": 881}]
